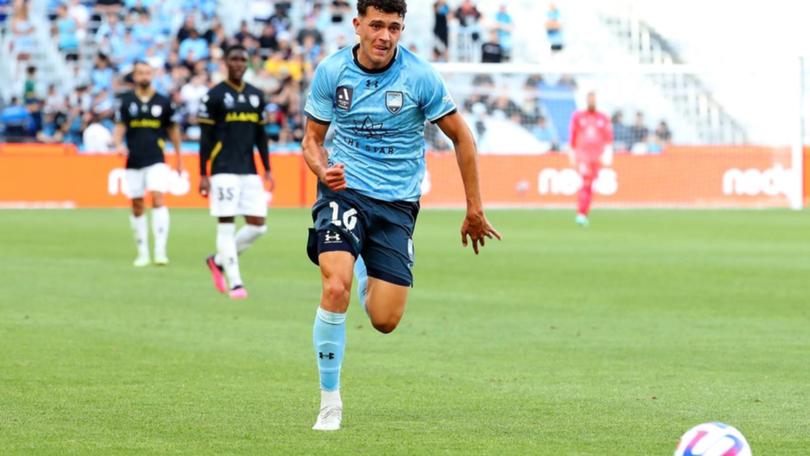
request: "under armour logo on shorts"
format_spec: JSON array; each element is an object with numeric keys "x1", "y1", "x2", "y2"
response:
[{"x1": 324, "y1": 231, "x2": 341, "y2": 243}]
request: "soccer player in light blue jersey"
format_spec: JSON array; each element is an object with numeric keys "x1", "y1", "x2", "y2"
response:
[{"x1": 302, "y1": 0, "x2": 501, "y2": 431}]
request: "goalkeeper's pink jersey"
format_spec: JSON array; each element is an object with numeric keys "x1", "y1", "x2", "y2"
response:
[{"x1": 569, "y1": 110, "x2": 613, "y2": 162}]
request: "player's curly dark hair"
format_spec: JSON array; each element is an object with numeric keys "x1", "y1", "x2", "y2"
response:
[{"x1": 357, "y1": 0, "x2": 407, "y2": 18}]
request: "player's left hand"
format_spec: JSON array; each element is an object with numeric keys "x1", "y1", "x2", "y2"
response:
[
  {"x1": 263, "y1": 170, "x2": 275, "y2": 192},
  {"x1": 461, "y1": 211, "x2": 502, "y2": 255}
]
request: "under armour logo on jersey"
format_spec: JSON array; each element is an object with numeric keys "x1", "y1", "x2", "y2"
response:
[
  {"x1": 335, "y1": 85, "x2": 353, "y2": 111},
  {"x1": 319, "y1": 352, "x2": 335, "y2": 359},
  {"x1": 366, "y1": 79, "x2": 379, "y2": 89},
  {"x1": 324, "y1": 231, "x2": 341, "y2": 243}
]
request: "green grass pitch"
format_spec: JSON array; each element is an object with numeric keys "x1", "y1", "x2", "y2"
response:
[{"x1": 1, "y1": 208, "x2": 809, "y2": 454}]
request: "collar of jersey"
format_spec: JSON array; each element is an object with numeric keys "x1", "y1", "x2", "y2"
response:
[
  {"x1": 352, "y1": 44, "x2": 398, "y2": 74},
  {"x1": 225, "y1": 79, "x2": 246, "y2": 93},
  {"x1": 135, "y1": 88, "x2": 155, "y2": 103}
]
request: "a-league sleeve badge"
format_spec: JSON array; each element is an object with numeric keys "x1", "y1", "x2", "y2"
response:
[{"x1": 336, "y1": 86, "x2": 353, "y2": 111}]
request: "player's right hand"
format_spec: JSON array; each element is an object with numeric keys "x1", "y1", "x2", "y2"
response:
[
  {"x1": 199, "y1": 176, "x2": 210, "y2": 197},
  {"x1": 322, "y1": 163, "x2": 347, "y2": 192}
]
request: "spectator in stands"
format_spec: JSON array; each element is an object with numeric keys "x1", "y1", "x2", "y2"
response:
[
  {"x1": 43, "y1": 84, "x2": 65, "y2": 116},
  {"x1": 611, "y1": 111, "x2": 631, "y2": 151},
  {"x1": 494, "y1": 4, "x2": 513, "y2": 61},
  {"x1": 300, "y1": 34, "x2": 323, "y2": 64},
  {"x1": 433, "y1": 0, "x2": 450, "y2": 60},
  {"x1": 94, "y1": 0, "x2": 123, "y2": 16},
  {"x1": 176, "y1": 15, "x2": 196, "y2": 43},
  {"x1": 203, "y1": 17, "x2": 226, "y2": 48},
  {"x1": 455, "y1": 0, "x2": 482, "y2": 62},
  {"x1": 90, "y1": 54, "x2": 115, "y2": 94},
  {"x1": 1, "y1": 96, "x2": 33, "y2": 139},
  {"x1": 489, "y1": 93, "x2": 520, "y2": 119},
  {"x1": 10, "y1": 0, "x2": 36, "y2": 63},
  {"x1": 268, "y1": 3, "x2": 292, "y2": 34},
  {"x1": 655, "y1": 120, "x2": 672, "y2": 144},
  {"x1": 55, "y1": 4, "x2": 80, "y2": 62},
  {"x1": 297, "y1": 17, "x2": 323, "y2": 47},
  {"x1": 329, "y1": 0, "x2": 352, "y2": 25},
  {"x1": 178, "y1": 28, "x2": 209, "y2": 61},
  {"x1": 67, "y1": 0, "x2": 89, "y2": 40},
  {"x1": 546, "y1": 3, "x2": 564, "y2": 53},
  {"x1": 23, "y1": 66, "x2": 37, "y2": 103},
  {"x1": 480, "y1": 30, "x2": 503, "y2": 63},
  {"x1": 131, "y1": 10, "x2": 159, "y2": 49},
  {"x1": 96, "y1": 12, "x2": 125, "y2": 42},
  {"x1": 180, "y1": 73, "x2": 208, "y2": 121},
  {"x1": 234, "y1": 20, "x2": 256, "y2": 44},
  {"x1": 532, "y1": 116, "x2": 559, "y2": 152},
  {"x1": 258, "y1": 22, "x2": 279, "y2": 55},
  {"x1": 629, "y1": 111, "x2": 649, "y2": 149},
  {"x1": 82, "y1": 112, "x2": 112, "y2": 152}
]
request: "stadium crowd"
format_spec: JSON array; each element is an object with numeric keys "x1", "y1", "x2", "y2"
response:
[{"x1": 0, "y1": 0, "x2": 671, "y2": 153}]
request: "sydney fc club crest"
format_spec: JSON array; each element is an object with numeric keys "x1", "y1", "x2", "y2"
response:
[
  {"x1": 336, "y1": 86, "x2": 353, "y2": 111},
  {"x1": 151, "y1": 104, "x2": 162, "y2": 117},
  {"x1": 385, "y1": 91, "x2": 403, "y2": 114},
  {"x1": 249, "y1": 94, "x2": 260, "y2": 108}
]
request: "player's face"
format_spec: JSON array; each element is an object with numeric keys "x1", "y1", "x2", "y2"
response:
[
  {"x1": 226, "y1": 51, "x2": 248, "y2": 83},
  {"x1": 133, "y1": 64, "x2": 153, "y2": 90},
  {"x1": 587, "y1": 93, "x2": 596, "y2": 111},
  {"x1": 353, "y1": 7, "x2": 404, "y2": 69}
]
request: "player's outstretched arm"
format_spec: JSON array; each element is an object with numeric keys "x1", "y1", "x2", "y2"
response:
[
  {"x1": 302, "y1": 118, "x2": 346, "y2": 191},
  {"x1": 435, "y1": 112, "x2": 501, "y2": 254}
]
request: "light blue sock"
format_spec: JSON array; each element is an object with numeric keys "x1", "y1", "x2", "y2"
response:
[
  {"x1": 354, "y1": 256, "x2": 368, "y2": 314},
  {"x1": 313, "y1": 307, "x2": 346, "y2": 392}
]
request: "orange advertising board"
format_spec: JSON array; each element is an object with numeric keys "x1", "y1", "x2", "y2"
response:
[
  {"x1": 422, "y1": 146, "x2": 794, "y2": 208},
  {"x1": 0, "y1": 151, "x2": 316, "y2": 209},
  {"x1": 0, "y1": 145, "x2": 801, "y2": 209}
]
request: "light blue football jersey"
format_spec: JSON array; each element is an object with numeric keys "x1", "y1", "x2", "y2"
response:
[{"x1": 305, "y1": 44, "x2": 457, "y2": 202}]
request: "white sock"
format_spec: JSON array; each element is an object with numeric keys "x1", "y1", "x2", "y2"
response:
[
  {"x1": 151, "y1": 206, "x2": 170, "y2": 257},
  {"x1": 129, "y1": 214, "x2": 149, "y2": 257},
  {"x1": 236, "y1": 224, "x2": 267, "y2": 254},
  {"x1": 320, "y1": 389, "x2": 342, "y2": 408},
  {"x1": 216, "y1": 223, "x2": 242, "y2": 288}
]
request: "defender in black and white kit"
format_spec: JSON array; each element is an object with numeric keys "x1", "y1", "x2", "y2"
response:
[
  {"x1": 113, "y1": 61, "x2": 183, "y2": 267},
  {"x1": 198, "y1": 45, "x2": 274, "y2": 300}
]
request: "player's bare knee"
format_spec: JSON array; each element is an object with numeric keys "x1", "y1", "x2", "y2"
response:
[
  {"x1": 322, "y1": 277, "x2": 351, "y2": 311},
  {"x1": 151, "y1": 192, "x2": 164, "y2": 208},
  {"x1": 245, "y1": 216, "x2": 265, "y2": 227},
  {"x1": 370, "y1": 312, "x2": 402, "y2": 334},
  {"x1": 132, "y1": 199, "x2": 145, "y2": 216}
]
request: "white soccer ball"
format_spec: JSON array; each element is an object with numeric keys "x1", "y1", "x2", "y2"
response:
[{"x1": 674, "y1": 422, "x2": 751, "y2": 456}]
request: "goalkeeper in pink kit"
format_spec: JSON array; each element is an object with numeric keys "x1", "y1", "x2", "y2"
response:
[{"x1": 568, "y1": 91, "x2": 613, "y2": 226}]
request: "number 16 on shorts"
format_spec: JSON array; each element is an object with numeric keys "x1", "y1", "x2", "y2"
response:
[{"x1": 329, "y1": 201, "x2": 358, "y2": 230}]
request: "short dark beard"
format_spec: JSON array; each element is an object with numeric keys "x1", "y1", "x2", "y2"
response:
[{"x1": 136, "y1": 81, "x2": 151, "y2": 91}]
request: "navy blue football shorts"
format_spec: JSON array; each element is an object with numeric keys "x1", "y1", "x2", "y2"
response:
[{"x1": 307, "y1": 184, "x2": 419, "y2": 287}]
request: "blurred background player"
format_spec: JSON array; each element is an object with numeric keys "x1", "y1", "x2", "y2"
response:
[
  {"x1": 198, "y1": 45, "x2": 274, "y2": 300},
  {"x1": 112, "y1": 61, "x2": 183, "y2": 267},
  {"x1": 568, "y1": 91, "x2": 613, "y2": 226},
  {"x1": 302, "y1": 0, "x2": 500, "y2": 431}
]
